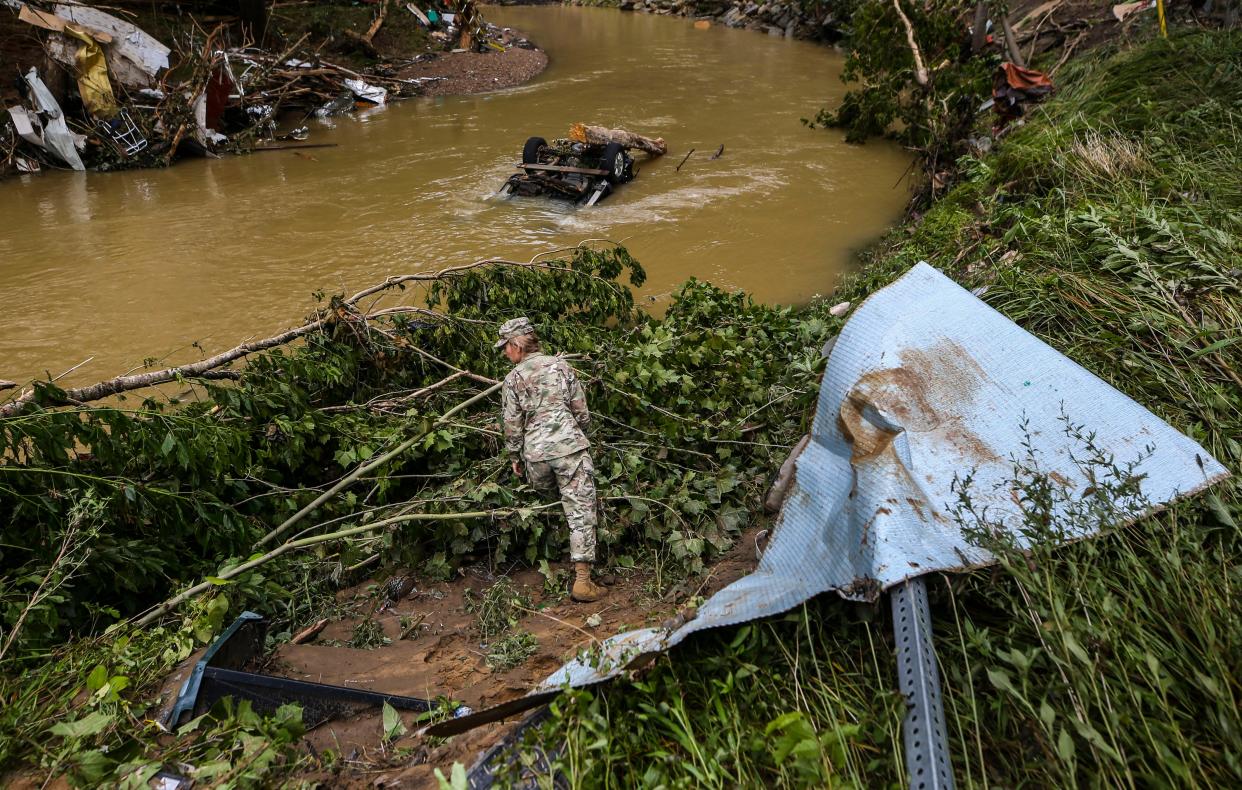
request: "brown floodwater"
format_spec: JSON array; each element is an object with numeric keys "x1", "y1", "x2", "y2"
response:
[{"x1": 0, "y1": 6, "x2": 909, "y2": 388}]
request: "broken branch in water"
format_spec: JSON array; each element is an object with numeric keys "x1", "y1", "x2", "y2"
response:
[{"x1": 676, "y1": 148, "x2": 695, "y2": 171}]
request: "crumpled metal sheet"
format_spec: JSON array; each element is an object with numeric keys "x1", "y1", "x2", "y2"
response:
[{"x1": 431, "y1": 262, "x2": 1229, "y2": 736}]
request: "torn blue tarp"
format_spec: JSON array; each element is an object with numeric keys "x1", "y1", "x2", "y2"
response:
[{"x1": 430, "y1": 261, "x2": 1230, "y2": 736}]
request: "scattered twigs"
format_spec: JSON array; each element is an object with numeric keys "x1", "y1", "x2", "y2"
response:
[
  {"x1": 399, "y1": 612, "x2": 428, "y2": 639},
  {"x1": 1050, "y1": 30, "x2": 1087, "y2": 77},
  {"x1": 251, "y1": 142, "x2": 340, "y2": 152},
  {"x1": 892, "y1": 0, "x2": 929, "y2": 87},
  {"x1": 675, "y1": 148, "x2": 695, "y2": 171},
  {"x1": 0, "y1": 519, "x2": 91, "y2": 663}
]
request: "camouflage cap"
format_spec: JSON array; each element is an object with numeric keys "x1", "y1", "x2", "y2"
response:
[{"x1": 494, "y1": 316, "x2": 535, "y2": 349}]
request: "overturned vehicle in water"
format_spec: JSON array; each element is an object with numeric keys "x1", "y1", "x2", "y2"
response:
[{"x1": 498, "y1": 123, "x2": 667, "y2": 206}]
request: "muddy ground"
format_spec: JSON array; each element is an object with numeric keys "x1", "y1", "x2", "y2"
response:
[
  {"x1": 398, "y1": 45, "x2": 547, "y2": 96},
  {"x1": 234, "y1": 527, "x2": 763, "y2": 787}
]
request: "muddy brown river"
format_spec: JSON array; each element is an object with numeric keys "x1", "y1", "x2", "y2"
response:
[{"x1": 0, "y1": 6, "x2": 909, "y2": 387}]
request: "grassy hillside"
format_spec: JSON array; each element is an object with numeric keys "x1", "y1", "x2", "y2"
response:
[{"x1": 525, "y1": 29, "x2": 1242, "y2": 788}]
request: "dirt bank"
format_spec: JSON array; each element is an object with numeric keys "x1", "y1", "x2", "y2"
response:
[
  {"x1": 397, "y1": 45, "x2": 547, "y2": 96},
  {"x1": 0, "y1": 2, "x2": 548, "y2": 179},
  {"x1": 265, "y1": 527, "x2": 762, "y2": 787}
]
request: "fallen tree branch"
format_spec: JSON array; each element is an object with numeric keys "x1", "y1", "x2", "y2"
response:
[
  {"x1": 343, "y1": 1, "x2": 390, "y2": 57},
  {"x1": 1002, "y1": 14, "x2": 1027, "y2": 67},
  {"x1": 256, "y1": 382, "x2": 503, "y2": 548},
  {"x1": 133, "y1": 495, "x2": 552, "y2": 627},
  {"x1": 0, "y1": 322, "x2": 322, "y2": 419},
  {"x1": 892, "y1": 0, "x2": 929, "y2": 87}
]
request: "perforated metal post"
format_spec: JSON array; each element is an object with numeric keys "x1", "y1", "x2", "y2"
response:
[{"x1": 891, "y1": 577, "x2": 955, "y2": 790}]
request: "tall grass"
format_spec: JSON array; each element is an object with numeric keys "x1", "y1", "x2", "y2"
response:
[{"x1": 526, "y1": 30, "x2": 1242, "y2": 787}]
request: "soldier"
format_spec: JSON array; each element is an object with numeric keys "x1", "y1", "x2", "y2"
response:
[{"x1": 496, "y1": 317, "x2": 606, "y2": 603}]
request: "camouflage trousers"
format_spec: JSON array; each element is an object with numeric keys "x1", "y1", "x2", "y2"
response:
[{"x1": 526, "y1": 449, "x2": 598, "y2": 563}]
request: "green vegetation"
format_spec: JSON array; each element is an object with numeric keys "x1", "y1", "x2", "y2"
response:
[
  {"x1": 525, "y1": 29, "x2": 1242, "y2": 787},
  {"x1": 808, "y1": 0, "x2": 989, "y2": 152},
  {"x1": 2, "y1": 10, "x2": 1238, "y2": 789},
  {"x1": 486, "y1": 630, "x2": 539, "y2": 672},
  {"x1": 0, "y1": 245, "x2": 833, "y2": 784},
  {"x1": 466, "y1": 577, "x2": 533, "y2": 640}
]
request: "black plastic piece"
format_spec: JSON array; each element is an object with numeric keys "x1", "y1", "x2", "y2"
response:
[
  {"x1": 466, "y1": 706, "x2": 566, "y2": 789},
  {"x1": 165, "y1": 612, "x2": 444, "y2": 731}
]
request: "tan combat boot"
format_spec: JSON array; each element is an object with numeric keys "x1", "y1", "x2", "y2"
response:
[{"x1": 571, "y1": 562, "x2": 606, "y2": 603}]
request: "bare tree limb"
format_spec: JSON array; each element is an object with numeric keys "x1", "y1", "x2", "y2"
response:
[
  {"x1": 1002, "y1": 14, "x2": 1027, "y2": 67},
  {"x1": 893, "y1": 0, "x2": 930, "y2": 87},
  {"x1": 971, "y1": 1, "x2": 990, "y2": 54},
  {"x1": 0, "y1": 323, "x2": 323, "y2": 419}
]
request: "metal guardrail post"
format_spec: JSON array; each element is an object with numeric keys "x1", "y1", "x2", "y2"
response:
[{"x1": 891, "y1": 577, "x2": 955, "y2": 790}]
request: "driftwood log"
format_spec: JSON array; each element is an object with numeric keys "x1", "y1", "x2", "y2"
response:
[{"x1": 569, "y1": 123, "x2": 667, "y2": 156}]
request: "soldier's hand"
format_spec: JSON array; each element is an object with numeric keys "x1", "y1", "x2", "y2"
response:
[{"x1": 511, "y1": 461, "x2": 523, "y2": 478}]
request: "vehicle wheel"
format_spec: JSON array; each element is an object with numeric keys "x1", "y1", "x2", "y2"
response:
[
  {"x1": 522, "y1": 136, "x2": 547, "y2": 165},
  {"x1": 601, "y1": 143, "x2": 626, "y2": 184}
]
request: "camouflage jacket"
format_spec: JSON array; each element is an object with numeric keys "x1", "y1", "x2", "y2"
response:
[{"x1": 501, "y1": 353, "x2": 591, "y2": 462}]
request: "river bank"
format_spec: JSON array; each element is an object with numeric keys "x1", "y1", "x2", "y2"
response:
[
  {"x1": 522, "y1": 25, "x2": 1242, "y2": 787},
  {"x1": 0, "y1": 1, "x2": 548, "y2": 180},
  {"x1": 0, "y1": 5, "x2": 909, "y2": 390},
  {"x1": 1, "y1": 6, "x2": 1238, "y2": 790}
]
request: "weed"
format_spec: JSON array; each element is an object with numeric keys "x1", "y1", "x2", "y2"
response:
[
  {"x1": 349, "y1": 619, "x2": 390, "y2": 650},
  {"x1": 537, "y1": 560, "x2": 570, "y2": 603},
  {"x1": 486, "y1": 631, "x2": 539, "y2": 672},
  {"x1": 465, "y1": 578, "x2": 532, "y2": 641},
  {"x1": 531, "y1": 29, "x2": 1242, "y2": 787}
]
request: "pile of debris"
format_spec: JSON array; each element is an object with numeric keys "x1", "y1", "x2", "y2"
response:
[{"x1": 0, "y1": 0, "x2": 511, "y2": 177}]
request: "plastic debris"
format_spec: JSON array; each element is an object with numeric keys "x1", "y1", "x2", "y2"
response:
[
  {"x1": 7, "y1": 106, "x2": 44, "y2": 148},
  {"x1": 62, "y1": 25, "x2": 119, "y2": 119},
  {"x1": 22, "y1": 68, "x2": 85, "y2": 171},
  {"x1": 344, "y1": 78, "x2": 388, "y2": 106}
]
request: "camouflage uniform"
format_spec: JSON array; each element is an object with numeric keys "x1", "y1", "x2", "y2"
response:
[{"x1": 501, "y1": 350, "x2": 598, "y2": 563}]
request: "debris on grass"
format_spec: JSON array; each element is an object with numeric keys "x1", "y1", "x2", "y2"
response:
[{"x1": 485, "y1": 631, "x2": 538, "y2": 672}]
